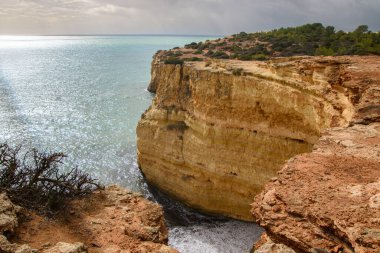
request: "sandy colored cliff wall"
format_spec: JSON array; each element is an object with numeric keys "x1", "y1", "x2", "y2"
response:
[{"x1": 137, "y1": 55, "x2": 375, "y2": 220}]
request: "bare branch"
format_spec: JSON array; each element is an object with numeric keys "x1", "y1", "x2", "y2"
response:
[{"x1": 0, "y1": 143, "x2": 103, "y2": 214}]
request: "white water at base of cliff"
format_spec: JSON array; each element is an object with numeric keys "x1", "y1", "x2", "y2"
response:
[{"x1": 169, "y1": 221, "x2": 263, "y2": 253}]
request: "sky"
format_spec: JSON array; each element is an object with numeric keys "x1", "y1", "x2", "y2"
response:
[{"x1": 0, "y1": 0, "x2": 380, "y2": 35}]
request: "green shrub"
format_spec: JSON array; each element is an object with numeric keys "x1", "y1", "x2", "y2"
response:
[
  {"x1": 252, "y1": 54, "x2": 268, "y2": 61},
  {"x1": 185, "y1": 42, "x2": 198, "y2": 49},
  {"x1": 183, "y1": 57, "x2": 203, "y2": 62},
  {"x1": 315, "y1": 47, "x2": 335, "y2": 56},
  {"x1": 209, "y1": 51, "x2": 229, "y2": 59},
  {"x1": 171, "y1": 23, "x2": 380, "y2": 61},
  {"x1": 232, "y1": 68, "x2": 244, "y2": 76},
  {"x1": 165, "y1": 51, "x2": 175, "y2": 56},
  {"x1": 237, "y1": 54, "x2": 252, "y2": 61},
  {"x1": 197, "y1": 44, "x2": 208, "y2": 50},
  {"x1": 205, "y1": 50, "x2": 214, "y2": 56},
  {"x1": 233, "y1": 32, "x2": 249, "y2": 39},
  {"x1": 164, "y1": 57, "x2": 184, "y2": 65}
]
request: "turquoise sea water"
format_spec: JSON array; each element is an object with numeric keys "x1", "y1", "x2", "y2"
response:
[{"x1": 0, "y1": 36, "x2": 262, "y2": 252}]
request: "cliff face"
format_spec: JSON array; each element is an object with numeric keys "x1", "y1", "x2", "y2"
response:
[{"x1": 137, "y1": 55, "x2": 378, "y2": 220}]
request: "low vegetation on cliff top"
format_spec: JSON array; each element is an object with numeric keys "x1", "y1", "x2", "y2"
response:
[
  {"x1": 163, "y1": 23, "x2": 380, "y2": 63},
  {"x1": 0, "y1": 143, "x2": 103, "y2": 214}
]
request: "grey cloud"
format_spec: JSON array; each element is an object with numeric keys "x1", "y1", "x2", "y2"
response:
[{"x1": 0, "y1": 0, "x2": 379, "y2": 35}]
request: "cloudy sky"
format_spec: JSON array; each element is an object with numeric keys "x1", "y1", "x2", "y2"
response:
[{"x1": 0, "y1": 0, "x2": 379, "y2": 35}]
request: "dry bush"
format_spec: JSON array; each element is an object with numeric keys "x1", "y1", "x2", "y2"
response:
[{"x1": 0, "y1": 143, "x2": 103, "y2": 213}]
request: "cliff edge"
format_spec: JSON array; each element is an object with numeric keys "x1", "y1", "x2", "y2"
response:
[{"x1": 137, "y1": 53, "x2": 379, "y2": 221}]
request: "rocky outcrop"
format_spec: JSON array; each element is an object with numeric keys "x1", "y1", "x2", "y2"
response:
[
  {"x1": 1, "y1": 186, "x2": 177, "y2": 253},
  {"x1": 252, "y1": 123, "x2": 380, "y2": 253},
  {"x1": 0, "y1": 235, "x2": 36, "y2": 253},
  {"x1": 137, "y1": 54, "x2": 379, "y2": 220},
  {"x1": 252, "y1": 233, "x2": 296, "y2": 253},
  {"x1": 42, "y1": 242, "x2": 87, "y2": 253},
  {"x1": 0, "y1": 193, "x2": 19, "y2": 234},
  {"x1": 0, "y1": 193, "x2": 35, "y2": 253},
  {"x1": 251, "y1": 56, "x2": 380, "y2": 252}
]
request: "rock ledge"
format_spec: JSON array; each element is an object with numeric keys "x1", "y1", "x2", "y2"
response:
[{"x1": 0, "y1": 185, "x2": 178, "y2": 253}]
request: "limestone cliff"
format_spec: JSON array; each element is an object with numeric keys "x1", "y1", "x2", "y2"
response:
[{"x1": 137, "y1": 54, "x2": 378, "y2": 220}]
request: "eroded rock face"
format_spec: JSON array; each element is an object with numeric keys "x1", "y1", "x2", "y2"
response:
[
  {"x1": 252, "y1": 123, "x2": 380, "y2": 253},
  {"x1": 137, "y1": 55, "x2": 379, "y2": 220}
]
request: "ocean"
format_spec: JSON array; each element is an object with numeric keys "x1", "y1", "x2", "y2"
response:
[{"x1": 0, "y1": 35, "x2": 262, "y2": 253}]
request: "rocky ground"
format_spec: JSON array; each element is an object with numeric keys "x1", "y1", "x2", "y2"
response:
[
  {"x1": 0, "y1": 185, "x2": 178, "y2": 253},
  {"x1": 250, "y1": 54, "x2": 380, "y2": 253},
  {"x1": 252, "y1": 123, "x2": 380, "y2": 253},
  {"x1": 252, "y1": 233, "x2": 295, "y2": 253}
]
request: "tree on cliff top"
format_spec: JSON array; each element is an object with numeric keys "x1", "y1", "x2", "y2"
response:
[
  {"x1": 177, "y1": 24, "x2": 380, "y2": 63},
  {"x1": 234, "y1": 23, "x2": 380, "y2": 57}
]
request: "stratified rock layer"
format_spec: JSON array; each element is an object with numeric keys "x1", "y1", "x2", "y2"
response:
[
  {"x1": 137, "y1": 55, "x2": 379, "y2": 220},
  {"x1": 252, "y1": 123, "x2": 380, "y2": 253}
]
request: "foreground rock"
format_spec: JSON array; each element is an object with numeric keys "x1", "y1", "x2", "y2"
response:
[
  {"x1": 137, "y1": 54, "x2": 379, "y2": 220},
  {"x1": 252, "y1": 123, "x2": 380, "y2": 252},
  {"x1": 1, "y1": 186, "x2": 178, "y2": 253},
  {"x1": 252, "y1": 233, "x2": 295, "y2": 253},
  {"x1": 0, "y1": 193, "x2": 19, "y2": 234},
  {"x1": 0, "y1": 193, "x2": 35, "y2": 253}
]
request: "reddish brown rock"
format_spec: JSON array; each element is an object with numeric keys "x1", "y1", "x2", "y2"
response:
[
  {"x1": 10, "y1": 185, "x2": 178, "y2": 253},
  {"x1": 252, "y1": 123, "x2": 380, "y2": 253},
  {"x1": 252, "y1": 233, "x2": 296, "y2": 253}
]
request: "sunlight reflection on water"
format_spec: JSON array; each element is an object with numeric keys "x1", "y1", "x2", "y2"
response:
[{"x1": 0, "y1": 35, "x2": 262, "y2": 253}]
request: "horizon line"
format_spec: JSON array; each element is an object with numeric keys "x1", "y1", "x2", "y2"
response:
[{"x1": 0, "y1": 33, "x2": 224, "y2": 37}]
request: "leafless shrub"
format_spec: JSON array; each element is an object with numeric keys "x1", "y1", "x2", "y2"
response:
[{"x1": 0, "y1": 143, "x2": 103, "y2": 213}]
